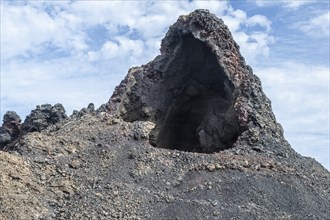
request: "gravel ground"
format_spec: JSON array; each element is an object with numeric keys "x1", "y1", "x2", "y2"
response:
[{"x1": 1, "y1": 114, "x2": 329, "y2": 219}]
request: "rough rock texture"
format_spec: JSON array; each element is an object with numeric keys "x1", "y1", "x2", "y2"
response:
[
  {"x1": 23, "y1": 104, "x2": 67, "y2": 132},
  {"x1": 0, "y1": 111, "x2": 22, "y2": 148},
  {"x1": 107, "y1": 10, "x2": 288, "y2": 156},
  {"x1": 0, "y1": 104, "x2": 68, "y2": 150},
  {"x1": 1, "y1": 10, "x2": 329, "y2": 220},
  {"x1": 71, "y1": 103, "x2": 96, "y2": 119}
]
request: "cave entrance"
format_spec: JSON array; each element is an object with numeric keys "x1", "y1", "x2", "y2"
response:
[{"x1": 153, "y1": 34, "x2": 240, "y2": 153}]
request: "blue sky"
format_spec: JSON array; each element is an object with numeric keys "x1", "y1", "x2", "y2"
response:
[{"x1": 1, "y1": 0, "x2": 329, "y2": 169}]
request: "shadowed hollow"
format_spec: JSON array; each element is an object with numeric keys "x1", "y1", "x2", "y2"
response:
[{"x1": 153, "y1": 34, "x2": 240, "y2": 153}]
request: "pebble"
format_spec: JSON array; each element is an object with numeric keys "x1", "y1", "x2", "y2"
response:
[{"x1": 207, "y1": 164, "x2": 216, "y2": 171}]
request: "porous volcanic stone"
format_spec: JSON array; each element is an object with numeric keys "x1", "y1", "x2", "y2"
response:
[
  {"x1": 107, "y1": 9, "x2": 289, "y2": 156},
  {"x1": 0, "y1": 111, "x2": 22, "y2": 148},
  {"x1": 23, "y1": 103, "x2": 67, "y2": 132}
]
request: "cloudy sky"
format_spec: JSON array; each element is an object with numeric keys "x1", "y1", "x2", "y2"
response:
[{"x1": 1, "y1": 0, "x2": 329, "y2": 169}]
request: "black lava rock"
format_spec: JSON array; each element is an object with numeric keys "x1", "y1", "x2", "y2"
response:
[
  {"x1": 0, "y1": 111, "x2": 22, "y2": 148},
  {"x1": 23, "y1": 104, "x2": 67, "y2": 132}
]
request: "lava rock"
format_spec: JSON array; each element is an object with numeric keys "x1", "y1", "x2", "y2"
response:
[
  {"x1": 87, "y1": 103, "x2": 95, "y2": 112},
  {"x1": 96, "y1": 104, "x2": 108, "y2": 114},
  {"x1": 106, "y1": 9, "x2": 289, "y2": 156},
  {"x1": 0, "y1": 132, "x2": 11, "y2": 147},
  {"x1": 3, "y1": 111, "x2": 21, "y2": 124},
  {"x1": 71, "y1": 103, "x2": 96, "y2": 119},
  {"x1": 0, "y1": 111, "x2": 22, "y2": 148},
  {"x1": 132, "y1": 121, "x2": 156, "y2": 140},
  {"x1": 23, "y1": 104, "x2": 67, "y2": 132}
]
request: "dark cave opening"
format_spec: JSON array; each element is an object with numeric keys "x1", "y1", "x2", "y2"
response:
[{"x1": 153, "y1": 34, "x2": 240, "y2": 153}]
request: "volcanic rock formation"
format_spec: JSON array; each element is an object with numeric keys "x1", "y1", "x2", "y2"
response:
[
  {"x1": 23, "y1": 104, "x2": 67, "y2": 132},
  {"x1": 0, "y1": 111, "x2": 21, "y2": 147},
  {"x1": 107, "y1": 10, "x2": 288, "y2": 156},
  {"x1": 0, "y1": 104, "x2": 67, "y2": 149},
  {"x1": 1, "y1": 9, "x2": 329, "y2": 220}
]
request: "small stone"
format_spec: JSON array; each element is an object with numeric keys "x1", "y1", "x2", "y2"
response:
[
  {"x1": 243, "y1": 160, "x2": 249, "y2": 168},
  {"x1": 112, "y1": 118, "x2": 120, "y2": 124},
  {"x1": 206, "y1": 164, "x2": 216, "y2": 172},
  {"x1": 215, "y1": 163, "x2": 223, "y2": 169},
  {"x1": 132, "y1": 121, "x2": 155, "y2": 140},
  {"x1": 95, "y1": 192, "x2": 103, "y2": 198},
  {"x1": 40, "y1": 174, "x2": 47, "y2": 181}
]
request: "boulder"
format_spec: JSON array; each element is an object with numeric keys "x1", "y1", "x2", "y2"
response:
[
  {"x1": 0, "y1": 111, "x2": 22, "y2": 148},
  {"x1": 107, "y1": 9, "x2": 290, "y2": 156},
  {"x1": 23, "y1": 104, "x2": 67, "y2": 132}
]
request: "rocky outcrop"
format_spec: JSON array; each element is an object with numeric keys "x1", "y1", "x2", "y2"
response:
[
  {"x1": 0, "y1": 111, "x2": 21, "y2": 148},
  {"x1": 71, "y1": 103, "x2": 97, "y2": 119},
  {"x1": 22, "y1": 104, "x2": 67, "y2": 132},
  {"x1": 107, "y1": 9, "x2": 289, "y2": 156},
  {"x1": 0, "y1": 104, "x2": 68, "y2": 149},
  {"x1": 1, "y1": 9, "x2": 329, "y2": 220},
  {"x1": 0, "y1": 102, "x2": 108, "y2": 149}
]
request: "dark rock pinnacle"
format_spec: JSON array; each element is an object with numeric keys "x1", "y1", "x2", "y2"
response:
[
  {"x1": 0, "y1": 111, "x2": 22, "y2": 148},
  {"x1": 0, "y1": 104, "x2": 68, "y2": 149},
  {"x1": 23, "y1": 103, "x2": 67, "y2": 132},
  {"x1": 107, "y1": 9, "x2": 290, "y2": 156}
]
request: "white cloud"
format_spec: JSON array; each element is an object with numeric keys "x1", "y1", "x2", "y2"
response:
[
  {"x1": 297, "y1": 11, "x2": 330, "y2": 37},
  {"x1": 222, "y1": 10, "x2": 274, "y2": 64},
  {"x1": 88, "y1": 37, "x2": 145, "y2": 65},
  {"x1": 246, "y1": 15, "x2": 272, "y2": 32},
  {"x1": 253, "y1": 0, "x2": 315, "y2": 9},
  {"x1": 1, "y1": 2, "x2": 90, "y2": 61},
  {"x1": 222, "y1": 9, "x2": 247, "y2": 32},
  {"x1": 255, "y1": 62, "x2": 329, "y2": 169},
  {"x1": 1, "y1": 4, "x2": 57, "y2": 59}
]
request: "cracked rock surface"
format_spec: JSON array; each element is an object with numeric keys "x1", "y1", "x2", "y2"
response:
[{"x1": 1, "y1": 9, "x2": 329, "y2": 220}]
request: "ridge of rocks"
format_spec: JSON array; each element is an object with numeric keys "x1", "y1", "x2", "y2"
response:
[{"x1": 0, "y1": 102, "x2": 103, "y2": 149}]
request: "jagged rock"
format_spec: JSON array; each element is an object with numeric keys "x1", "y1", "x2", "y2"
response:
[
  {"x1": 71, "y1": 110, "x2": 79, "y2": 118},
  {"x1": 96, "y1": 103, "x2": 107, "y2": 113},
  {"x1": 107, "y1": 9, "x2": 288, "y2": 156},
  {"x1": 87, "y1": 103, "x2": 95, "y2": 112},
  {"x1": 71, "y1": 103, "x2": 96, "y2": 119},
  {"x1": 0, "y1": 111, "x2": 22, "y2": 148},
  {"x1": 0, "y1": 132, "x2": 11, "y2": 147},
  {"x1": 131, "y1": 121, "x2": 156, "y2": 140},
  {"x1": 3, "y1": 111, "x2": 21, "y2": 124},
  {"x1": 23, "y1": 104, "x2": 67, "y2": 132},
  {"x1": 1, "y1": 10, "x2": 329, "y2": 220}
]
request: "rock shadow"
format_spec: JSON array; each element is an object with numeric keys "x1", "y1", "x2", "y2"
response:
[{"x1": 151, "y1": 34, "x2": 240, "y2": 153}]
